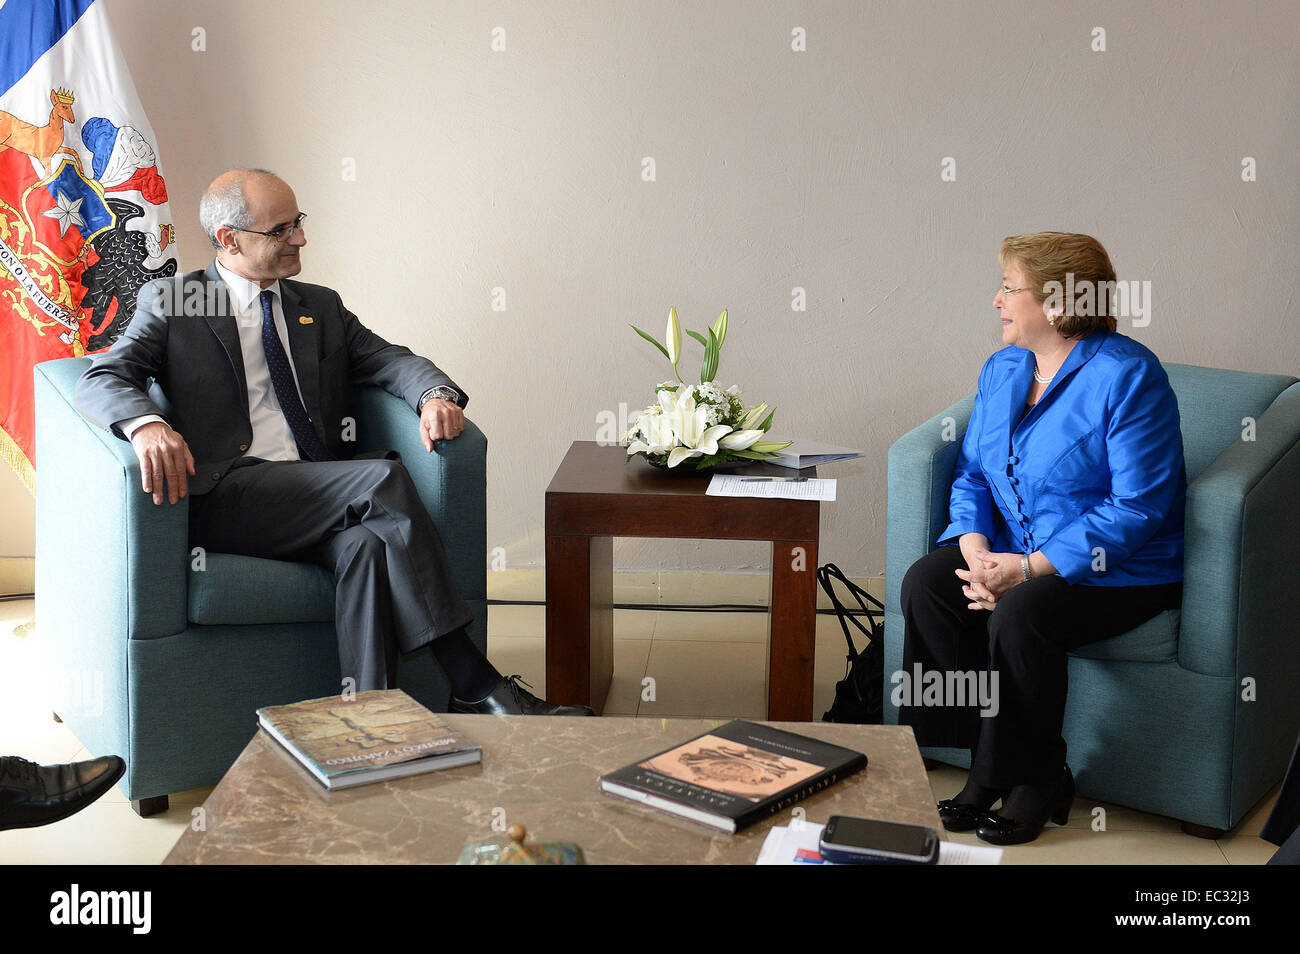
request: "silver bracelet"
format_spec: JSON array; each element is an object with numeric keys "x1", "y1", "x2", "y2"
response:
[{"x1": 1021, "y1": 554, "x2": 1033, "y2": 582}]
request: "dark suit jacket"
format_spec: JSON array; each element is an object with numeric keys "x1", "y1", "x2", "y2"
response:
[{"x1": 74, "y1": 263, "x2": 466, "y2": 494}]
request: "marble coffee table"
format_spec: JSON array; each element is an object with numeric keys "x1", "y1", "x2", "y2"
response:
[{"x1": 165, "y1": 715, "x2": 941, "y2": 864}]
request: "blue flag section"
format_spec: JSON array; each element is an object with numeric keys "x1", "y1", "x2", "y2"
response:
[
  {"x1": 0, "y1": 0, "x2": 176, "y2": 487},
  {"x1": 0, "y1": 0, "x2": 96, "y2": 95}
]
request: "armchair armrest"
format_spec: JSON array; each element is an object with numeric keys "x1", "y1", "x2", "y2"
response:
[
  {"x1": 1179, "y1": 381, "x2": 1300, "y2": 677},
  {"x1": 884, "y1": 394, "x2": 974, "y2": 613},
  {"x1": 35, "y1": 358, "x2": 189, "y2": 643},
  {"x1": 352, "y1": 386, "x2": 487, "y2": 603}
]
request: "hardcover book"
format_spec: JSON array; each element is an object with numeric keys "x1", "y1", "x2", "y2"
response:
[
  {"x1": 598, "y1": 720, "x2": 867, "y2": 833},
  {"x1": 257, "y1": 689, "x2": 482, "y2": 790}
]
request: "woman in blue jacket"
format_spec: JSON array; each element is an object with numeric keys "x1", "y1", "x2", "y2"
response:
[{"x1": 899, "y1": 233, "x2": 1185, "y2": 845}]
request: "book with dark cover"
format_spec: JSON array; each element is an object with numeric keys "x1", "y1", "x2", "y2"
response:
[
  {"x1": 598, "y1": 720, "x2": 867, "y2": 833},
  {"x1": 257, "y1": 689, "x2": 481, "y2": 790}
]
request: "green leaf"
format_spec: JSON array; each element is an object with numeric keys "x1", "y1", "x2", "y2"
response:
[
  {"x1": 758, "y1": 407, "x2": 776, "y2": 432},
  {"x1": 701, "y1": 327, "x2": 720, "y2": 383},
  {"x1": 631, "y1": 324, "x2": 670, "y2": 361},
  {"x1": 729, "y1": 449, "x2": 773, "y2": 460},
  {"x1": 712, "y1": 309, "x2": 728, "y2": 348},
  {"x1": 685, "y1": 329, "x2": 708, "y2": 347}
]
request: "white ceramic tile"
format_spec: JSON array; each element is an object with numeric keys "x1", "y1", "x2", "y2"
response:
[
  {"x1": 1216, "y1": 830, "x2": 1281, "y2": 865},
  {"x1": 490, "y1": 605, "x2": 655, "y2": 641},
  {"x1": 485, "y1": 568, "x2": 544, "y2": 602},
  {"x1": 994, "y1": 827, "x2": 1231, "y2": 865},
  {"x1": 483, "y1": 635, "x2": 547, "y2": 692},
  {"x1": 487, "y1": 603, "x2": 545, "y2": 639},
  {"x1": 0, "y1": 785, "x2": 212, "y2": 864},
  {"x1": 602, "y1": 639, "x2": 654, "y2": 716},
  {"x1": 612, "y1": 609, "x2": 656, "y2": 640},
  {"x1": 637, "y1": 640, "x2": 767, "y2": 720},
  {"x1": 1233, "y1": 784, "x2": 1279, "y2": 838},
  {"x1": 652, "y1": 609, "x2": 768, "y2": 643}
]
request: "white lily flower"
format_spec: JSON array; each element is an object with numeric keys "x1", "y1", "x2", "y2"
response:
[
  {"x1": 718, "y1": 429, "x2": 764, "y2": 451},
  {"x1": 626, "y1": 410, "x2": 677, "y2": 456},
  {"x1": 663, "y1": 388, "x2": 732, "y2": 466}
]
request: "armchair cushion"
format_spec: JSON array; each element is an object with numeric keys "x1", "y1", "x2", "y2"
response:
[
  {"x1": 1068, "y1": 608, "x2": 1179, "y2": 662},
  {"x1": 188, "y1": 554, "x2": 334, "y2": 625}
]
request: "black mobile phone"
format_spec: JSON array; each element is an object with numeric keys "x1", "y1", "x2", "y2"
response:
[{"x1": 819, "y1": 815, "x2": 940, "y2": 865}]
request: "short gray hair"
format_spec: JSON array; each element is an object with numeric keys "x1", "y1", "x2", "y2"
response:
[{"x1": 198, "y1": 168, "x2": 279, "y2": 249}]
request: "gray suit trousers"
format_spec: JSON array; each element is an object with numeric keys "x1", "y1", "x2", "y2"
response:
[{"x1": 188, "y1": 455, "x2": 472, "y2": 691}]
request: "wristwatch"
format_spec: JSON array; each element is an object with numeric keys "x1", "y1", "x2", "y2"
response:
[{"x1": 419, "y1": 386, "x2": 459, "y2": 412}]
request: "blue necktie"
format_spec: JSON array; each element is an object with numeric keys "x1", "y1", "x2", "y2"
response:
[{"x1": 260, "y1": 290, "x2": 331, "y2": 462}]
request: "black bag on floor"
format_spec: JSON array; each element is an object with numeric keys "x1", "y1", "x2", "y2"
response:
[{"x1": 818, "y1": 563, "x2": 884, "y2": 724}]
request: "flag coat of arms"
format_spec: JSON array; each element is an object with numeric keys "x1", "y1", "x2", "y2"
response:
[{"x1": 0, "y1": 0, "x2": 177, "y2": 489}]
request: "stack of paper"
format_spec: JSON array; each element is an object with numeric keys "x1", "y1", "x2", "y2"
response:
[
  {"x1": 765, "y1": 438, "x2": 861, "y2": 470},
  {"x1": 706, "y1": 474, "x2": 836, "y2": 501}
]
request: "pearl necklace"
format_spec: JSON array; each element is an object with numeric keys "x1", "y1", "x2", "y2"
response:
[{"x1": 1034, "y1": 366, "x2": 1054, "y2": 385}]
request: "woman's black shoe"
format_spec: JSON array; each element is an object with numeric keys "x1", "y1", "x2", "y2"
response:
[
  {"x1": 937, "y1": 779, "x2": 1005, "y2": 832},
  {"x1": 937, "y1": 798, "x2": 989, "y2": 832},
  {"x1": 975, "y1": 765, "x2": 1074, "y2": 846}
]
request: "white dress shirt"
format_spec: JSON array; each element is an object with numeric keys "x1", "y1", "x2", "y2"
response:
[{"x1": 213, "y1": 260, "x2": 304, "y2": 461}]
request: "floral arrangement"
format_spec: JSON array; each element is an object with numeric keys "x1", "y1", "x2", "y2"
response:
[{"x1": 624, "y1": 307, "x2": 790, "y2": 470}]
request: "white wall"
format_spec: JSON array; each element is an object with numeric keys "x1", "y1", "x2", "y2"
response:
[{"x1": 5, "y1": 0, "x2": 1297, "y2": 577}]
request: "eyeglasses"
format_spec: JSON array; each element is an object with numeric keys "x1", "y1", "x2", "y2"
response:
[
  {"x1": 227, "y1": 212, "x2": 307, "y2": 243},
  {"x1": 999, "y1": 283, "x2": 1032, "y2": 297}
]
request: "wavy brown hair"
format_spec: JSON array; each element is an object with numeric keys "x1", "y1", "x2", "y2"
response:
[{"x1": 999, "y1": 232, "x2": 1118, "y2": 338}]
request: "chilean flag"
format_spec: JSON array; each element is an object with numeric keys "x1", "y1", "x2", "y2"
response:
[{"x1": 0, "y1": 0, "x2": 177, "y2": 487}]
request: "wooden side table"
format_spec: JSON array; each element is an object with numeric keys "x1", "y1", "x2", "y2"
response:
[{"x1": 545, "y1": 441, "x2": 820, "y2": 719}]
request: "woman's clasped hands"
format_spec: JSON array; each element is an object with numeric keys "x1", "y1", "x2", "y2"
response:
[{"x1": 955, "y1": 532, "x2": 1027, "y2": 611}]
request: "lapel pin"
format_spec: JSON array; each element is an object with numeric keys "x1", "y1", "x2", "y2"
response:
[{"x1": 299, "y1": 315, "x2": 314, "y2": 324}]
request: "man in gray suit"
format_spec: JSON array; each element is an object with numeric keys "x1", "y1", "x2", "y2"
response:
[{"x1": 75, "y1": 168, "x2": 590, "y2": 716}]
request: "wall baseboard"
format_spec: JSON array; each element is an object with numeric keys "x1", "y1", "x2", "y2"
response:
[
  {"x1": 487, "y1": 568, "x2": 882, "y2": 609},
  {"x1": 0, "y1": 556, "x2": 35, "y2": 597}
]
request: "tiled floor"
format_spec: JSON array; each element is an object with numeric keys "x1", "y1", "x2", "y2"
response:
[{"x1": 0, "y1": 596, "x2": 1283, "y2": 864}]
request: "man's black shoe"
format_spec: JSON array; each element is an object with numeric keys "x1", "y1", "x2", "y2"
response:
[
  {"x1": 0, "y1": 754, "x2": 126, "y2": 830},
  {"x1": 451, "y1": 675, "x2": 595, "y2": 716}
]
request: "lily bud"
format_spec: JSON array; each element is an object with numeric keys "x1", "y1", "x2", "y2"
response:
[{"x1": 666, "y1": 307, "x2": 682, "y2": 365}]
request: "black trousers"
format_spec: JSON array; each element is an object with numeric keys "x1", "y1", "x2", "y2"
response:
[
  {"x1": 189, "y1": 455, "x2": 473, "y2": 692},
  {"x1": 898, "y1": 546, "x2": 1182, "y2": 789}
]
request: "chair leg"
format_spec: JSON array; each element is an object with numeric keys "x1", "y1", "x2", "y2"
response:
[
  {"x1": 1181, "y1": 821, "x2": 1227, "y2": 839},
  {"x1": 132, "y1": 795, "x2": 169, "y2": 817}
]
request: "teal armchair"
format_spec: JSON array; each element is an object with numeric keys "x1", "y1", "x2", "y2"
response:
[
  {"x1": 34, "y1": 357, "x2": 487, "y2": 814},
  {"x1": 884, "y1": 362, "x2": 1300, "y2": 834}
]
